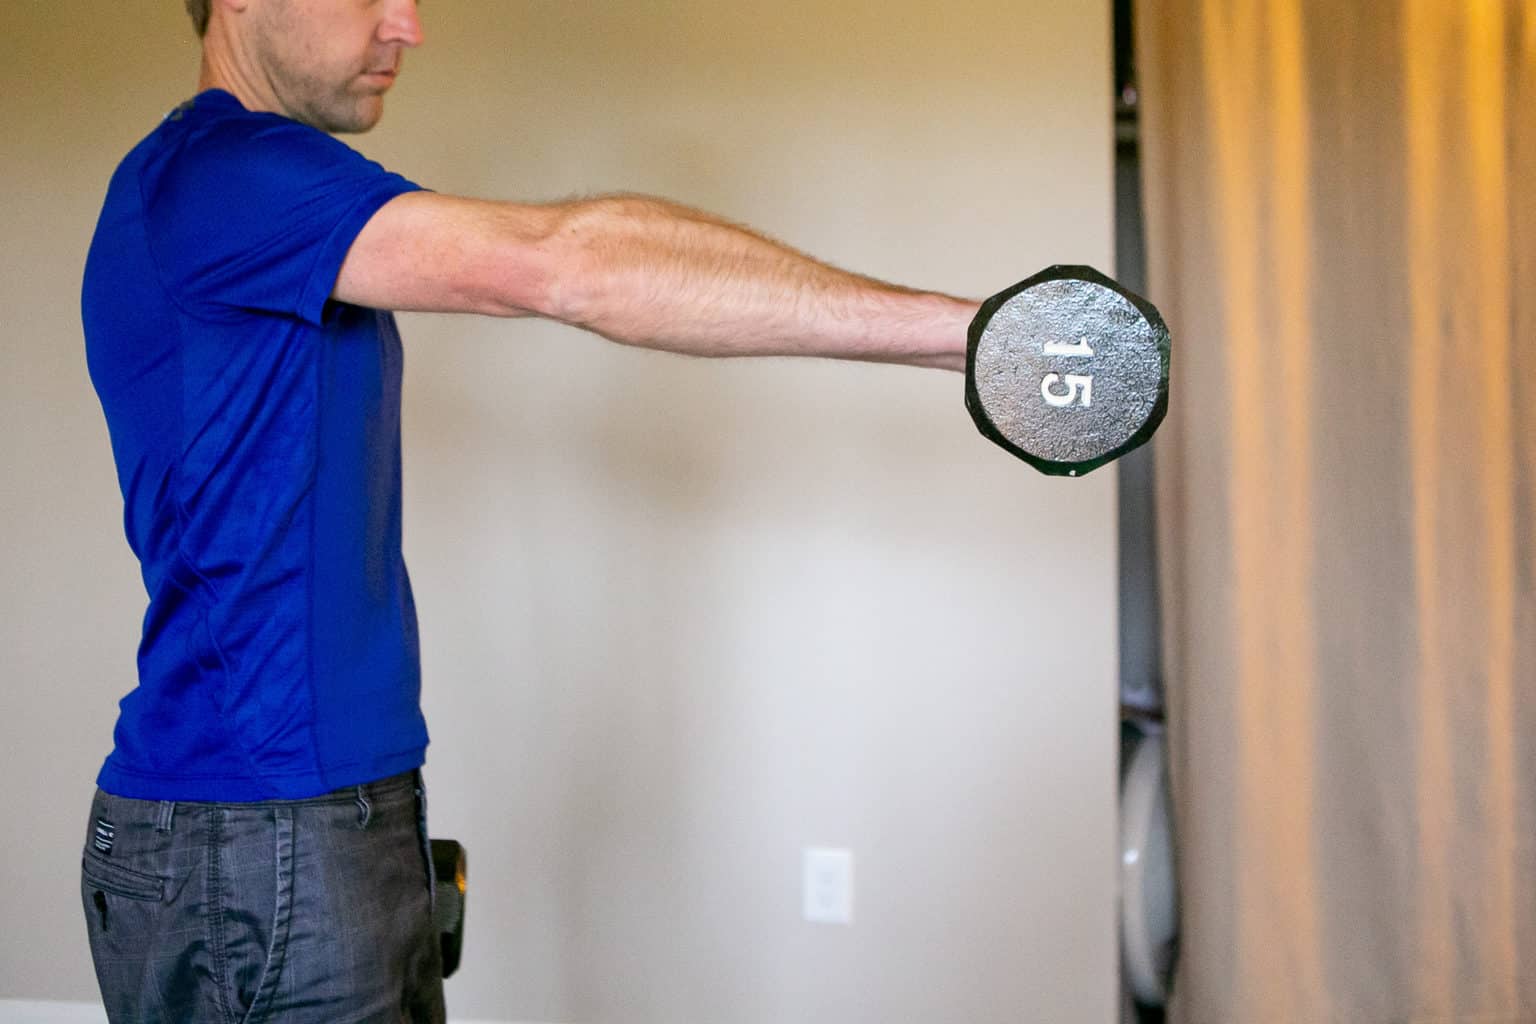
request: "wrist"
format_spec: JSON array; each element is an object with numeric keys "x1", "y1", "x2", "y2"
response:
[{"x1": 900, "y1": 293, "x2": 978, "y2": 372}]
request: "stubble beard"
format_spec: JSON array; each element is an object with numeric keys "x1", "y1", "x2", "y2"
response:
[
  {"x1": 271, "y1": 62, "x2": 383, "y2": 134},
  {"x1": 253, "y1": 7, "x2": 385, "y2": 134}
]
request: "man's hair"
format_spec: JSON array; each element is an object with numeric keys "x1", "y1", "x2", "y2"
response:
[{"x1": 185, "y1": 0, "x2": 211, "y2": 37}]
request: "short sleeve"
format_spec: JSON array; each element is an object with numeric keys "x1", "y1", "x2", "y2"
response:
[{"x1": 142, "y1": 111, "x2": 422, "y2": 325}]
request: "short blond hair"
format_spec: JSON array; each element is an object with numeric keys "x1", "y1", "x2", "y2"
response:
[{"x1": 185, "y1": 0, "x2": 211, "y2": 37}]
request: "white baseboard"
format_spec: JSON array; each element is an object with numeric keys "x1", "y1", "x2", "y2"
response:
[
  {"x1": 0, "y1": 1004, "x2": 103, "y2": 1024},
  {"x1": 0, "y1": 1000, "x2": 538, "y2": 1024}
]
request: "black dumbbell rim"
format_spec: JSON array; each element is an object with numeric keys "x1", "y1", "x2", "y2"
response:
[{"x1": 964, "y1": 264, "x2": 1171, "y2": 477}]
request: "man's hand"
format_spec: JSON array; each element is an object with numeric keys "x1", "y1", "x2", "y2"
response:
[{"x1": 335, "y1": 192, "x2": 975, "y2": 372}]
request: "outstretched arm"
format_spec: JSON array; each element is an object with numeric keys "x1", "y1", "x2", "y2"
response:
[{"x1": 335, "y1": 192, "x2": 975, "y2": 372}]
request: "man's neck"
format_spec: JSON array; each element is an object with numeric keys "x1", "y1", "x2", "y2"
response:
[{"x1": 195, "y1": 32, "x2": 281, "y2": 118}]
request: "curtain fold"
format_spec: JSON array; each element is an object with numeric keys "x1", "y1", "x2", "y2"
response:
[{"x1": 1138, "y1": 3, "x2": 1536, "y2": 1021}]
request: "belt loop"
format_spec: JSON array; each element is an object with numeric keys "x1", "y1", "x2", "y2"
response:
[
  {"x1": 355, "y1": 785, "x2": 372, "y2": 830},
  {"x1": 155, "y1": 800, "x2": 176, "y2": 833}
]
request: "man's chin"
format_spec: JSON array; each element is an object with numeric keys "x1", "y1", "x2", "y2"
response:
[{"x1": 319, "y1": 97, "x2": 385, "y2": 134}]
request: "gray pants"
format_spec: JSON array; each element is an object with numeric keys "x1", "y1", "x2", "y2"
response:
[{"x1": 79, "y1": 770, "x2": 446, "y2": 1024}]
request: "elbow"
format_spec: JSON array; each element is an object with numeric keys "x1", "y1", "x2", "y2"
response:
[
  {"x1": 485, "y1": 262, "x2": 563, "y2": 322},
  {"x1": 475, "y1": 200, "x2": 594, "y2": 322},
  {"x1": 525, "y1": 195, "x2": 661, "y2": 331}
]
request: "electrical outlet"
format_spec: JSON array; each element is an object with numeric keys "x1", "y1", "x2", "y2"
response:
[{"x1": 803, "y1": 847, "x2": 854, "y2": 924}]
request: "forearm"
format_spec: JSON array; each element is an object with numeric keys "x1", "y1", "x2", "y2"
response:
[{"x1": 544, "y1": 195, "x2": 977, "y2": 372}]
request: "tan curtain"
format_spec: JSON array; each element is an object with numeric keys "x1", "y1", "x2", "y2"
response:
[{"x1": 1138, "y1": 2, "x2": 1536, "y2": 1021}]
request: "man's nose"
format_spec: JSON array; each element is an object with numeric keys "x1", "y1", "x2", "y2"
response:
[{"x1": 380, "y1": 0, "x2": 424, "y2": 48}]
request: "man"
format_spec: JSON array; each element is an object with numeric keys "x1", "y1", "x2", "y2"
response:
[{"x1": 80, "y1": 1, "x2": 976, "y2": 1021}]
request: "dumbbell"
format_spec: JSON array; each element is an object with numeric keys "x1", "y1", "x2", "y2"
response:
[{"x1": 965, "y1": 265, "x2": 1171, "y2": 476}]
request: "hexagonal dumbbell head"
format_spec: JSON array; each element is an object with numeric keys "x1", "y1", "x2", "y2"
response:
[{"x1": 965, "y1": 265, "x2": 1171, "y2": 477}]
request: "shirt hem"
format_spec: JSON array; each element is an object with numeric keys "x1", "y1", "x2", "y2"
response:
[{"x1": 96, "y1": 746, "x2": 427, "y2": 802}]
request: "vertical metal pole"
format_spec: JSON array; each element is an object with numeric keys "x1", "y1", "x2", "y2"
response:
[
  {"x1": 1115, "y1": 0, "x2": 1164, "y2": 722},
  {"x1": 1115, "y1": 3, "x2": 1172, "y2": 1021}
]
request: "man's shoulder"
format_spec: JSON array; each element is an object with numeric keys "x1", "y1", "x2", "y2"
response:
[{"x1": 142, "y1": 91, "x2": 370, "y2": 197}]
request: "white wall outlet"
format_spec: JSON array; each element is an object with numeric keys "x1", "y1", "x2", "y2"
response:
[{"x1": 802, "y1": 847, "x2": 854, "y2": 924}]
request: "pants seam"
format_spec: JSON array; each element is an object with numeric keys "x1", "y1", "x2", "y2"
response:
[
  {"x1": 238, "y1": 807, "x2": 294, "y2": 1024},
  {"x1": 415, "y1": 773, "x2": 435, "y2": 916},
  {"x1": 206, "y1": 809, "x2": 238, "y2": 1024}
]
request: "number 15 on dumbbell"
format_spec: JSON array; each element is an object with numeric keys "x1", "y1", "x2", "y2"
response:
[{"x1": 965, "y1": 265, "x2": 1171, "y2": 477}]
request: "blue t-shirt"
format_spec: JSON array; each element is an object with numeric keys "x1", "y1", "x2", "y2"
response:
[{"x1": 82, "y1": 90, "x2": 428, "y2": 801}]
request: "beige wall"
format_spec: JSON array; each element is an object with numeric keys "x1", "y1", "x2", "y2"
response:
[{"x1": 0, "y1": 3, "x2": 1116, "y2": 1022}]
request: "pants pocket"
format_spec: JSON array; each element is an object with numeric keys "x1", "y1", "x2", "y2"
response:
[
  {"x1": 81, "y1": 849, "x2": 167, "y2": 943},
  {"x1": 82, "y1": 851, "x2": 167, "y2": 902},
  {"x1": 81, "y1": 849, "x2": 172, "y2": 1023}
]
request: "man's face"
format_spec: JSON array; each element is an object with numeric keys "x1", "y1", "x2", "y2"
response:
[{"x1": 248, "y1": 0, "x2": 423, "y2": 133}]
